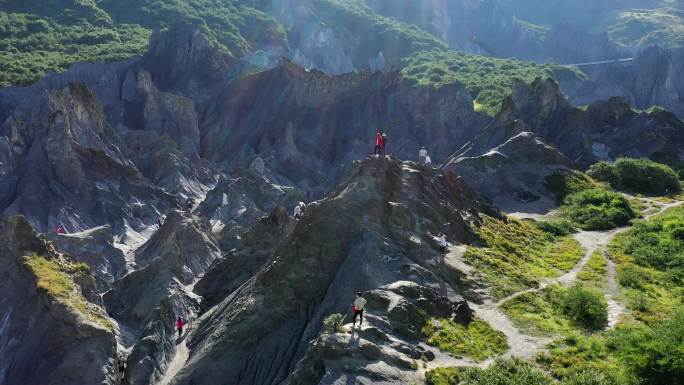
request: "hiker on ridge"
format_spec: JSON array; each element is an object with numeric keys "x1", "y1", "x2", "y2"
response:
[
  {"x1": 374, "y1": 131, "x2": 384, "y2": 156},
  {"x1": 175, "y1": 316, "x2": 186, "y2": 338},
  {"x1": 294, "y1": 203, "x2": 302, "y2": 221},
  {"x1": 381, "y1": 133, "x2": 388, "y2": 156},
  {"x1": 425, "y1": 155, "x2": 432, "y2": 167},
  {"x1": 419, "y1": 146, "x2": 428, "y2": 164},
  {"x1": 439, "y1": 234, "x2": 448, "y2": 254},
  {"x1": 117, "y1": 354, "x2": 126, "y2": 381},
  {"x1": 351, "y1": 291, "x2": 367, "y2": 328}
]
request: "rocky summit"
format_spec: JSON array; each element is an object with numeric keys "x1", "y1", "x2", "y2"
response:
[{"x1": 1, "y1": 3, "x2": 684, "y2": 385}]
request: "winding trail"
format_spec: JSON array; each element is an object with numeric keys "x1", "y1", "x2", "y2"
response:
[
  {"x1": 157, "y1": 337, "x2": 190, "y2": 385},
  {"x1": 443, "y1": 198, "x2": 684, "y2": 363}
]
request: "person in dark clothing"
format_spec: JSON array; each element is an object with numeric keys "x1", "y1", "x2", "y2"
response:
[
  {"x1": 374, "y1": 131, "x2": 384, "y2": 155},
  {"x1": 380, "y1": 133, "x2": 388, "y2": 156},
  {"x1": 351, "y1": 292, "x2": 367, "y2": 328},
  {"x1": 176, "y1": 316, "x2": 186, "y2": 338}
]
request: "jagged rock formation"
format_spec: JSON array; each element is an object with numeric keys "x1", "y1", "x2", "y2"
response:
[
  {"x1": 0, "y1": 216, "x2": 117, "y2": 385},
  {"x1": 170, "y1": 158, "x2": 495, "y2": 385},
  {"x1": 448, "y1": 132, "x2": 573, "y2": 212},
  {"x1": 564, "y1": 45, "x2": 684, "y2": 118},
  {"x1": 456, "y1": 78, "x2": 684, "y2": 168}
]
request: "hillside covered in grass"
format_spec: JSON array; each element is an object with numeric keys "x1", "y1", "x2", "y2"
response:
[{"x1": 0, "y1": 0, "x2": 285, "y2": 86}]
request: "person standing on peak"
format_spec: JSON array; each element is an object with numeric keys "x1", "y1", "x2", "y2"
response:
[
  {"x1": 175, "y1": 316, "x2": 186, "y2": 339},
  {"x1": 381, "y1": 133, "x2": 388, "y2": 156},
  {"x1": 293, "y1": 203, "x2": 302, "y2": 221},
  {"x1": 374, "y1": 131, "x2": 384, "y2": 156},
  {"x1": 419, "y1": 146, "x2": 428, "y2": 164},
  {"x1": 351, "y1": 292, "x2": 367, "y2": 328},
  {"x1": 425, "y1": 155, "x2": 432, "y2": 167}
]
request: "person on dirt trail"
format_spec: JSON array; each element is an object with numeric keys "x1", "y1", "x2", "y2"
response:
[
  {"x1": 351, "y1": 292, "x2": 367, "y2": 328},
  {"x1": 374, "y1": 131, "x2": 384, "y2": 156},
  {"x1": 175, "y1": 316, "x2": 186, "y2": 338},
  {"x1": 117, "y1": 354, "x2": 126, "y2": 381},
  {"x1": 439, "y1": 234, "x2": 448, "y2": 254},
  {"x1": 419, "y1": 146, "x2": 428, "y2": 164}
]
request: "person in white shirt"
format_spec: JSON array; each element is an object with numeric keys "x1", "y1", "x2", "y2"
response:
[
  {"x1": 425, "y1": 155, "x2": 432, "y2": 167},
  {"x1": 439, "y1": 234, "x2": 448, "y2": 254},
  {"x1": 294, "y1": 204, "x2": 302, "y2": 221},
  {"x1": 419, "y1": 147, "x2": 428, "y2": 164},
  {"x1": 352, "y1": 292, "x2": 367, "y2": 328}
]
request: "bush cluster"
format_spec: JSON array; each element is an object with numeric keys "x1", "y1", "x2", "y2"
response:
[
  {"x1": 561, "y1": 188, "x2": 635, "y2": 230},
  {"x1": 587, "y1": 158, "x2": 681, "y2": 196},
  {"x1": 560, "y1": 284, "x2": 608, "y2": 331}
]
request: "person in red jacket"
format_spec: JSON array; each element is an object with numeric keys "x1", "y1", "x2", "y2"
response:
[
  {"x1": 374, "y1": 131, "x2": 384, "y2": 156},
  {"x1": 175, "y1": 316, "x2": 186, "y2": 338}
]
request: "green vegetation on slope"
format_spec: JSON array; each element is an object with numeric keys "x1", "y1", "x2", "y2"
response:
[
  {"x1": 501, "y1": 283, "x2": 608, "y2": 336},
  {"x1": 464, "y1": 216, "x2": 584, "y2": 299},
  {"x1": 561, "y1": 189, "x2": 636, "y2": 231},
  {"x1": 314, "y1": 0, "x2": 446, "y2": 63},
  {"x1": 538, "y1": 313, "x2": 684, "y2": 385},
  {"x1": 544, "y1": 169, "x2": 598, "y2": 204},
  {"x1": 608, "y1": 205, "x2": 684, "y2": 321},
  {"x1": 577, "y1": 251, "x2": 608, "y2": 290},
  {"x1": 400, "y1": 50, "x2": 584, "y2": 116},
  {"x1": 23, "y1": 254, "x2": 111, "y2": 330},
  {"x1": 588, "y1": 158, "x2": 681, "y2": 196},
  {"x1": 608, "y1": 6, "x2": 684, "y2": 48},
  {"x1": 422, "y1": 318, "x2": 508, "y2": 361},
  {"x1": 0, "y1": 0, "x2": 285, "y2": 86}
]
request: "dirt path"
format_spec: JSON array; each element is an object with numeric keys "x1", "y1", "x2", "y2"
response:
[
  {"x1": 157, "y1": 336, "x2": 190, "y2": 385},
  {"x1": 443, "y1": 198, "x2": 683, "y2": 362}
]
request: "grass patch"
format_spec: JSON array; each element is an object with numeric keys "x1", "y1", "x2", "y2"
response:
[
  {"x1": 536, "y1": 333, "x2": 629, "y2": 383},
  {"x1": 501, "y1": 285, "x2": 574, "y2": 337},
  {"x1": 561, "y1": 189, "x2": 636, "y2": 231},
  {"x1": 426, "y1": 367, "x2": 463, "y2": 385},
  {"x1": 422, "y1": 318, "x2": 508, "y2": 362},
  {"x1": 502, "y1": 283, "x2": 607, "y2": 336},
  {"x1": 577, "y1": 251, "x2": 607, "y2": 290},
  {"x1": 608, "y1": 205, "x2": 684, "y2": 321},
  {"x1": 464, "y1": 216, "x2": 584, "y2": 299},
  {"x1": 588, "y1": 158, "x2": 681, "y2": 196},
  {"x1": 459, "y1": 358, "x2": 552, "y2": 385},
  {"x1": 23, "y1": 254, "x2": 111, "y2": 330}
]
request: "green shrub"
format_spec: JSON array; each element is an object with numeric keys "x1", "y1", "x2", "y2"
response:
[
  {"x1": 562, "y1": 188, "x2": 635, "y2": 230},
  {"x1": 588, "y1": 158, "x2": 681, "y2": 196},
  {"x1": 544, "y1": 170, "x2": 597, "y2": 203},
  {"x1": 617, "y1": 266, "x2": 649, "y2": 289},
  {"x1": 426, "y1": 367, "x2": 462, "y2": 385},
  {"x1": 627, "y1": 292, "x2": 652, "y2": 313},
  {"x1": 559, "y1": 369, "x2": 619, "y2": 385},
  {"x1": 460, "y1": 358, "x2": 552, "y2": 385},
  {"x1": 536, "y1": 219, "x2": 577, "y2": 236},
  {"x1": 561, "y1": 284, "x2": 608, "y2": 331},
  {"x1": 609, "y1": 312, "x2": 684, "y2": 385},
  {"x1": 422, "y1": 318, "x2": 508, "y2": 361},
  {"x1": 618, "y1": 209, "x2": 684, "y2": 270},
  {"x1": 586, "y1": 161, "x2": 620, "y2": 187},
  {"x1": 322, "y1": 313, "x2": 344, "y2": 334}
]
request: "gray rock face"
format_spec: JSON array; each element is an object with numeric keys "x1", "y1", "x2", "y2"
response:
[
  {"x1": 449, "y1": 132, "x2": 573, "y2": 212},
  {"x1": 0, "y1": 216, "x2": 117, "y2": 385},
  {"x1": 564, "y1": 46, "x2": 684, "y2": 117},
  {"x1": 168, "y1": 158, "x2": 494, "y2": 385},
  {"x1": 456, "y1": 77, "x2": 684, "y2": 168},
  {"x1": 48, "y1": 225, "x2": 127, "y2": 292}
]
